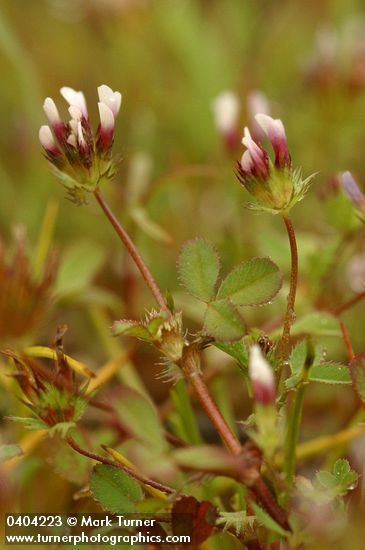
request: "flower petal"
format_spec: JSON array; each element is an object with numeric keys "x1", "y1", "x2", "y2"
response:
[
  {"x1": 60, "y1": 87, "x2": 88, "y2": 117},
  {"x1": 97, "y1": 85, "x2": 122, "y2": 117}
]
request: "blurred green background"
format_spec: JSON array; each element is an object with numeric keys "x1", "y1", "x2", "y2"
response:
[
  {"x1": 0, "y1": 0, "x2": 365, "y2": 535},
  {"x1": 0, "y1": 0, "x2": 364, "y2": 382}
]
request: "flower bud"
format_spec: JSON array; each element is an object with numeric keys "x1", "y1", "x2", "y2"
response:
[
  {"x1": 97, "y1": 102, "x2": 115, "y2": 153},
  {"x1": 236, "y1": 114, "x2": 314, "y2": 214},
  {"x1": 249, "y1": 345, "x2": 275, "y2": 405}
]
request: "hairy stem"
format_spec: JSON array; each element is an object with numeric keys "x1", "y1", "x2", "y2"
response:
[
  {"x1": 278, "y1": 214, "x2": 298, "y2": 362},
  {"x1": 180, "y1": 346, "x2": 289, "y2": 530},
  {"x1": 180, "y1": 346, "x2": 241, "y2": 455},
  {"x1": 94, "y1": 188, "x2": 168, "y2": 312}
]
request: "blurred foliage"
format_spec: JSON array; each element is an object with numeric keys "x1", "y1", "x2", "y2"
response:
[{"x1": 1, "y1": 0, "x2": 365, "y2": 547}]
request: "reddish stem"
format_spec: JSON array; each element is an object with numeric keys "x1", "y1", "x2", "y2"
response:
[
  {"x1": 94, "y1": 188, "x2": 168, "y2": 312},
  {"x1": 340, "y1": 320, "x2": 355, "y2": 361},
  {"x1": 333, "y1": 290, "x2": 365, "y2": 316},
  {"x1": 66, "y1": 435, "x2": 174, "y2": 495},
  {"x1": 278, "y1": 215, "x2": 298, "y2": 361}
]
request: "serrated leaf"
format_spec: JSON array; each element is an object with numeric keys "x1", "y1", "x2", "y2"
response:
[
  {"x1": 0, "y1": 444, "x2": 23, "y2": 462},
  {"x1": 203, "y1": 299, "x2": 245, "y2": 342},
  {"x1": 251, "y1": 503, "x2": 289, "y2": 537},
  {"x1": 114, "y1": 387, "x2": 167, "y2": 453},
  {"x1": 90, "y1": 464, "x2": 143, "y2": 514},
  {"x1": 289, "y1": 340, "x2": 307, "y2": 375},
  {"x1": 289, "y1": 312, "x2": 341, "y2": 337},
  {"x1": 217, "y1": 257, "x2": 282, "y2": 306},
  {"x1": 332, "y1": 459, "x2": 358, "y2": 488},
  {"x1": 349, "y1": 353, "x2": 365, "y2": 403},
  {"x1": 287, "y1": 342, "x2": 350, "y2": 385},
  {"x1": 112, "y1": 320, "x2": 151, "y2": 339},
  {"x1": 316, "y1": 459, "x2": 358, "y2": 496},
  {"x1": 309, "y1": 363, "x2": 351, "y2": 384},
  {"x1": 177, "y1": 239, "x2": 220, "y2": 302}
]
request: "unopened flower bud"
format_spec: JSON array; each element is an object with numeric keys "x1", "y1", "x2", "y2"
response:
[
  {"x1": 249, "y1": 345, "x2": 275, "y2": 405},
  {"x1": 236, "y1": 113, "x2": 313, "y2": 213},
  {"x1": 97, "y1": 102, "x2": 115, "y2": 153}
]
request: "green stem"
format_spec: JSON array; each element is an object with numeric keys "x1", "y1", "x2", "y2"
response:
[
  {"x1": 282, "y1": 384, "x2": 305, "y2": 507},
  {"x1": 282, "y1": 340, "x2": 314, "y2": 508},
  {"x1": 94, "y1": 188, "x2": 169, "y2": 312}
]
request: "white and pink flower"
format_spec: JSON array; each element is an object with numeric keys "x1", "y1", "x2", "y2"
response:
[
  {"x1": 249, "y1": 345, "x2": 276, "y2": 405},
  {"x1": 39, "y1": 85, "x2": 122, "y2": 203}
]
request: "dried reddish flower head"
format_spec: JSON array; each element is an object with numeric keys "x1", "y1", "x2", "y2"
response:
[
  {"x1": 0, "y1": 229, "x2": 57, "y2": 340},
  {"x1": 4, "y1": 328, "x2": 89, "y2": 433},
  {"x1": 39, "y1": 85, "x2": 122, "y2": 204},
  {"x1": 236, "y1": 114, "x2": 314, "y2": 214}
]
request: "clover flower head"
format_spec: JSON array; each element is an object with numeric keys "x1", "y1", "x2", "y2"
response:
[
  {"x1": 236, "y1": 114, "x2": 314, "y2": 214},
  {"x1": 40, "y1": 85, "x2": 122, "y2": 204}
]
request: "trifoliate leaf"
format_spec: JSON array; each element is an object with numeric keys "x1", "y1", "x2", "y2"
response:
[
  {"x1": 177, "y1": 239, "x2": 220, "y2": 302},
  {"x1": 203, "y1": 299, "x2": 245, "y2": 342},
  {"x1": 217, "y1": 257, "x2": 282, "y2": 306}
]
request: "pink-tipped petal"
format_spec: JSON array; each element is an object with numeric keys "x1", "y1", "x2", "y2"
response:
[
  {"x1": 97, "y1": 85, "x2": 122, "y2": 117},
  {"x1": 60, "y1": 87, "x2": 88, "y2": 117}
]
